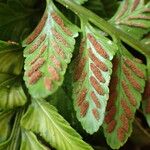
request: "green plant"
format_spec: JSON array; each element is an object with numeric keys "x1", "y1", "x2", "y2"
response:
[{"x1": 0, "y1": 0, "x2": 150, "y2": 149}]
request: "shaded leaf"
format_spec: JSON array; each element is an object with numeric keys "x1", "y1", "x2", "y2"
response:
[
  {"x1": 0, "y1": 0, "x2": 38, "y2": 42},
  {"x1": 21, "y1": 99, "x2": 93, "y2": 150},
  {"x1": 72, "y1": 23, "x2": 117, "y2": 134},
  {"x1": 103, "y1": 49, "x2": 146, "y2": 149},
  {"x1": 0, "y1": 111, "x2": 14, "y2": 143},
  {"x1": 0, "y1": 110, "x2": 22, "y2": 150},
  {"x1": 0, "y1": 73, "x2": 27, "y2": 109},
  {"x1": 20, "y1": 130, "x2": 48, "y2": 150},
  {"x1": 23, "y1": 0, "x2": 79, "y2": 99},
  {"x1": 110, "y1": 0, "x2": 150, "y2": 39},
  {"x1": 0, "y1": 40, "x2": 23, "y2": 75}
]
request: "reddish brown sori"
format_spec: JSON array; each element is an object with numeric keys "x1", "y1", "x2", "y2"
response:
[
  {"x1": 26, "y1": 14, "x2": 48, "y2": 44},
  {"x1": 51, "y1": 12, "x2": 72, "y2": 36},
  {"x1": 87, "y1": 33, "x2": 109, "y2": 59},
  {"x1": 48, "y1": 66, "x2": 59, "y2": 81},
  {"x1": 92, "y1": 108, "x2": 100, "y2": 121},
  {"x1": 122, "y1": 80, "x2": 137, "y2": 106},
  {"x1": 44, "y1": 77, "x2": 52, "y2": 91},
  {"x1": 105, "y1": 106, "x2": 116, "y2": 124},
  {"x1": 74, "y1": 57, "x2": 86, "y2": 81},
  {"x1": 107, "y1": 120, "x2": 117, "y2": 133},
  {"x1": 122, "y1": 64, "x2": 142, "y2": 92},
  {"x1": 90, "y1": 76, "x2": 104, "y2": 95},
  {"x1": 121, "y1": 21, "x2": 147, "y2": 29},
  {"x1": 145, "y1": 98, "x2": 150, "y2": 114},
  {"x1": 30, "y1": 44, "x2": 47, "y2": 65},
  {"x1": 106, "y1": 92, "x2": 117, "y2": 111},
  {"x1": 80, "y1": 101, "x2": 89, "y2": 117},
  {"x1": 50, "y1": 56, "x2": 61, "y2": 69},
  {"x1": 51, "y1": 41, "x2": 65, "y2": 59},
  {"x1": 131, "y1": 0, "x2": 140, "y2": 12},
  {"x1": 77, "y1": 88, "x2": 87, "y2": 106},
  {"x1": 112, "y1": 57, "x2": 119, "y2": 73},
  {"x1": 51, "y1": 28, "x2": 69, "y2": 47},
  {"x1": 117, "y1": 127, "x2": 125, "y2": 142},
  {"x1": 79, "y1": 39, "x2": 86, "y2": 55},
  {"x1": 90, "y1": 91, "x2": 101, "y2": 108},
  {"x1": 121, "y1": 99, "x2": 133, "y2": 119},
  {"x1": 143, "y1": 79, "x2": 150, "y2": 99},
  {"x1": 29, "y1": 70, "x2": 42, "y2": 84},
  {"x1": 115, "y1": 0, "x2": 128, "y2": 20},
  {"x1": 90, "y1": 63, "x2": 105, "y2": 83},
  {"x1": 106, "y1": 76, "x2": 118, "y2": 111},
  {"x1": 109, "y1": 76, "x2": 118, "y2": 92},
  {"x1": 28, "y1": 34, "x2": 46, "y2": 54},
  {"x1": 28, "y1": 58, "x2": 45, "y2": 77},
  {"x1": 120, "y1": 114, "x2": 129, "y2": 132},
  {"x1": 129, "y1": 15, "x2": 150, "y2": 20},
  {"x1": 89, "y1": 48, "x2": 108, "y2": 72}
]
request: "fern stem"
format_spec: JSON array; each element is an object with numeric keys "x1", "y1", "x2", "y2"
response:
[{"x1": 55, "y1": 0, "x2": 150, "y2": 57}]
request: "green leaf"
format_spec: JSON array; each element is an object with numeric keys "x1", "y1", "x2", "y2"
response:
[
  {"x1": 0, "y1": 0, "x2": 38, "y2": 42},
  {"x1": 110, "y1": 0, "x2": 150, "y2": 40},
  {"x1": 20, "y1": 130, "x2": 47, "y2": 150},
  {"x1": 72, "y1": 23, "x2": 117, "y2": 134},
  {"x1": 0, "y1": 40, "x2": 23, "y2": 75},
  {"x1": 103, "y1": 49, "x2": 146, "y2": 149},
  {"x1": 0, "y1": 111, "x2": 14, "y2": 143},
  {"x1": 23, "y1": 0, "x2": 79, "y2": 99},
  {"x1": 21, "y1": 99, "x2": 93, "y2": 150},
  {"x1": 0, "y1": 73, "x2": 27, "y2": 109}
]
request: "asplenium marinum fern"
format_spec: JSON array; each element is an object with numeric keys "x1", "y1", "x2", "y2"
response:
[{"x1": 0, "y1": 0, "x2": 150, "y2": 149}]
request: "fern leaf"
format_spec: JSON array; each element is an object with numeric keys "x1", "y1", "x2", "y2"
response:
[
  {"x1": 72, "y1": 24, "x2": 117, "y2": 134},
  {"x1": 111, "y1": 0, "x2": 150, "y2": 39},
  {"x1": 21, "y1": 99, "x2": 93, "y2": 150},
  {"x1": 0, "y1": 73, "x2": 27, "y2": 109},
  {"x1": 103, "y1": 51, "x2": 146, "y2": 149},
  {"x1": 0, "y1": 40, "x2": 23, "y2": 75},
  {"x1": 20, "y1": 130, "x2": 48, "y2": 150},
  {"x1": 23, "y1": 0, "x2": 79, "y2": 98},
  {"x1": 142, "y1": 77, "x2": 150, "y2": 127}
]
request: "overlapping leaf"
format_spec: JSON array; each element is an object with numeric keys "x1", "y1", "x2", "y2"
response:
[
  {"x1": 110, "y1": 0, "x2": 150, "y2": 39},
  {"x1": 0, "y1": 73, "x2": 27, "y2": 109},
  {"x1": 0, "y1": 111, "x2": 22, "y2": 150},
  {"x1": 103, "y1": 50, "x2": 146, "y2": 149},
  {"x1": 23, "y1": 0, "x2": 79, "y2": 98},
  {"x1": 0, "y1": 40, "x2": 23, "y2": 75},
  {"x1": 72, "y1": 24, "x2": 117, "y2": 134},
  {"x1": 20, "y1": 130, "x2": 48, "y2": 150},
  {"x1": 21, "y1": 99, "x2": 93, "y2": 150},
  {"x1": 142, "y1": 75, "x2": 150, "y2": 127},
  {"x1": 0, "y1": 111, "x2": 14, "y2": 143}
]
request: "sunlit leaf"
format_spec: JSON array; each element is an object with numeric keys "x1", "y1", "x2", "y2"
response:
[
  {"x1": 23, "y1": 0, "x2": 79, "y2": 99},
  {"x1": 21, "y1": 99, "x2": 93, "y2": 150},
  {"x1": 20, "y1": 130, "x2": 48, "y2": 150},
  {"x1": 72, "y1": 23, "x2": 117, "y2": 134}
]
